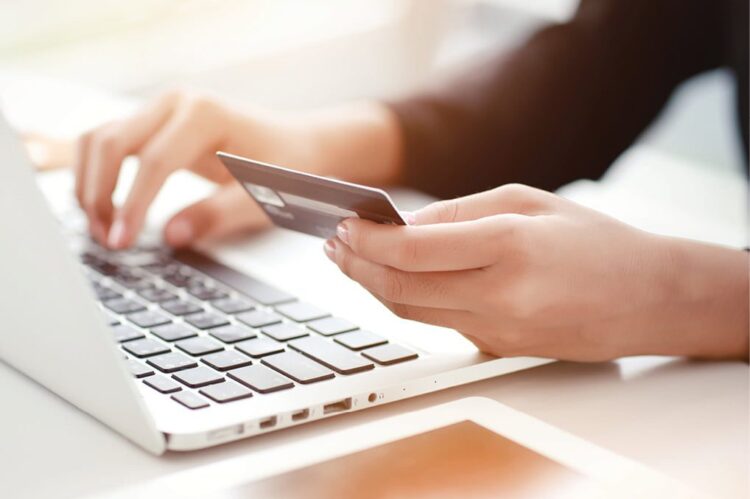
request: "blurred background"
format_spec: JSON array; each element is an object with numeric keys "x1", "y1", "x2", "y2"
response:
[{"x1": 0, "y1": 0, "x2": 745, "y2": 174}]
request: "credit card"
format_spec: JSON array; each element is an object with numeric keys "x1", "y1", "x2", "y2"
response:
[{"x1": 218, "y1": 152, "x2": 406, "y2": 239}]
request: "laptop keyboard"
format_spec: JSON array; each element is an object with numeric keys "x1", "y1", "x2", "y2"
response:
[{"x1": 79, "y1": 246, "x2": 418, "y2": 410}]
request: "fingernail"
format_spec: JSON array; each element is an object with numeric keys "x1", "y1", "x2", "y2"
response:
[
  {"x1": 401, "y1": 211, "x2": 416, "y2": 225},
  {"x1": 336, "y1": 222, "x2": 350, "y2": 245},
  {"x1": 323, "y1": 239, "x2": 337, "y2": 261},
  {"x1": 166, "y1": 218, "x2": 193, "y2": 248},
  {"x1": 108, "y1": 218, "x2": 128, "y2": 249}
]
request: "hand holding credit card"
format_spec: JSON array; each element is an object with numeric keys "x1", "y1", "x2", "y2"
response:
[{"x1": 218, "y1": 152, "x2": 406, "y2": 239}]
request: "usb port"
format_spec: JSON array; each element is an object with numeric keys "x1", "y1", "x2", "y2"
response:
[
  {"x1": 323, "y1": 398, "x2": 352, "y2": 415},
  {"x1": 291, "y1": 409, "x2": 310, "y2": 421},
  {"x1": 259, "y1": 416, "x2": 277, "y2": 429}
]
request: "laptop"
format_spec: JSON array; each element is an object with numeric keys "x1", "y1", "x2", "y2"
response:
[{"x1": 0, "y1": 114, "x2": 550, "y2": 454}]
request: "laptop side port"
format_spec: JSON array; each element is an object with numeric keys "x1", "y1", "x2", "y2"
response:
[
  {"x1": 259, "y1": 416, "x2": 277, "y2": 429},
  {"x1": 323, "y1": 397, "x2": 353, "y2": 415},
  {"x1": 291, "y1": 409, "x2": 310, "y2": 421}
]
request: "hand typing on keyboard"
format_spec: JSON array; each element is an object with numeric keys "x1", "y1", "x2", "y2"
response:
[{"x1": 74, "y1": 91, "x2": 402, "y2": 250}]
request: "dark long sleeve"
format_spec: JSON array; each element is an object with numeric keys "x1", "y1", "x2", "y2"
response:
[{"x1": 389, "y1": 0, "x2": 747, "y2": 199}]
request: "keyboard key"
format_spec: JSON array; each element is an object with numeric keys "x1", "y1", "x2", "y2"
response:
[
  {"x1": 276, "y1": 302, "x2": 330, "y2": 322},
  {"x1": 171, "y1": 391, "x2": 209, "y2": 410},
  {"x1": 228, "y1": 364, "x2": 294, "y2": 393},
  {"x1": 261, "y1": 351, "x2": 335, "y2": 384},
  {"x1": 209, "y1": 324, "x2": 257, "y2": 343},
  {"x1": 202, "y1": 350, "x2": 252, "y2": 371},
  {"x1": 88, "y1": 260, "x2": 123, "y2": 277},
  {"x1": 289, "y1": 336, "x2": 374, "y2": 375},
  {"x1": 211, "y1": 297, "x2": 255, "y2": 314},
  {"x1": 128, "y1": 310, "x2": 172, "y2": 328},
  {"x1": 142, "y1": 262, "x2": 177, "y2": 275},
  {"x1": 104, "y1": 297, "x2": 146, "y2": 314},
  {"x1": 236, "y1": 338, "x2": 285, "y2": 358},
  {"x1": 112, "y1": 324, "x2": 145, "y2": 343},
  {"x1": 334, "y1": 330, "x2": 388, "y2": 351},
  {"x1": 184, "y1": 312, "x2": 229, "y2": 330},
  {"x1": 164, "y1": 272, "x2": 197, "y2": 288},
  {"x1": 174, "y1": 251, "x2": 296, "y2": 305},
  {"x1": 127, "y1": 359, "x2": 154, "y2": 378},
  {"x1": 122, "y1": 338, "x2": 171, "y2": 358},
  {"x1": 200, "y1": 381, "x2": 253, "y2": 403},
  {"x1": 146, "y1": 352, "x2": 198, "y2": 373},
  {"x1": 176, "y1": 336, "x2": 224, "y2": 356},
  {"x1": 362, "y1": 344, "x2": 418, "y2": 365},
  {"x1": 93, "y1": 283, "x2": 121, "y2": 301},
  {"x1": 138, "y1": 287, "x2": 177, "y2": 303},
  {"x1": 143, "y1": 375, "x2": 182, "y2": 394},
  {"x1": 151, "y1": 323, "x2": 198, "y2": 342},
  {"x1": 161, "y1": 299, "x2": 203, "y2": 316},
  {"x1": 307, "y1": 317, "x2": 359, "y2": 336},
  {"x1": 187, "y1": 284, "x2": 228, "y2": 301},
  {"x1": 244, "y1": 286, "x2": 294, "y2": 306},
  {"x1": 172, "y1": 366, "x2": 224, "y2": 388},
  {"x1": 158, "y1": 262, "x2": 189, "y2": 275},
  {"x1": 262, "y1": 323, "x2": 309, "y2": 342},
  {"x1": 103, "y1": 311, "x2": 120, "y2": 326},
  {"x1": 114, "y1": 274, "x2": 153, "y2": 290},
  {"x1": 81, "y1": 252, "x2": 103, "y2": 266},
  {"x1": 237, "y1": 310, "x2": 282, "y2": 328}
]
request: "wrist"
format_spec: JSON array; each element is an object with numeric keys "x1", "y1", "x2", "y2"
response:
[
  {"x1": 297, "y1": 102, "x2": 404, "y2": 185},
  {"x1": 650, "y1": 234, "x2": 749, "y2": 360}
]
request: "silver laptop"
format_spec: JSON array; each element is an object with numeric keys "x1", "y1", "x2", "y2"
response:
[{"x1": 0, "y1": 115, "x2": 550, "y2": 454}]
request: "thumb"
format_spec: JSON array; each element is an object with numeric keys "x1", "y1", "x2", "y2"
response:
[
  {"x1": 164, "y1": 182, "x2": 270, "y2": 247},
  {"x1": 414, "y1": 184, "x2": 553, "y2": 225}
]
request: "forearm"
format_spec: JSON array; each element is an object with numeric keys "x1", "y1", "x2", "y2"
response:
[
  {"x1": 648, "y1": 237, "x2": 749, "y2": 360},
  {"x1": 276, "y1": 102, "x2": 403, "y2": 187}
]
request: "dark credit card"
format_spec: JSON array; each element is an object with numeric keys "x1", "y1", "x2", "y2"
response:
[{"x1": 218, "y1": 152, "x2": 406, "y2": 239}]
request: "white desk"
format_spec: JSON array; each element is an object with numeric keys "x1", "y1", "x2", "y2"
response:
[
  {"x1": 1, "y1": 349, "x2": 747, "y2": 498},
  {"x1": 1, "y1": 81, "x2": 748, "y2": 499}
]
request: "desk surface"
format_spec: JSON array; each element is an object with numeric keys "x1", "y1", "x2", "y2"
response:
[
  {"x1": 1, "y1": 81, "x2": 748, "y2": 499},
  {"x1": 2, "y1": 355, "x2": 747, "y2": 498}
]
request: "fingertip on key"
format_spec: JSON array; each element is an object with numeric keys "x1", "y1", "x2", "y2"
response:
[
  {"x1": 108, "y1": 218, "x2": 129, "y2": 249},
  {"x1": 165, "y1": 217, "x2": 193, "y2": 248}
]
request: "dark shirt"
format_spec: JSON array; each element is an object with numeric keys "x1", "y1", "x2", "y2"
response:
[{"x1": 389, "y1": 0, "x2": 748, "y2": 200}]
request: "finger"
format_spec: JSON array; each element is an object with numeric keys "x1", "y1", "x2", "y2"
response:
[
  {"x1": 325, "y1": 238, "x2": 481, "y2": 310},
  {"x1": 164, "y1": 182, "x2": 271, "y2": 248},
  {"x1": 81, "y1": 95, "x2": 176, "y2": 245},
  {"x1": 189, "y1": 150, "x2": 234, "y2": 184},
  {"x1": 339, "y1": 214, "x2": 527, "y2": 271},
  {"x1": 460, "y1": 332, "x2": 497, "y2": 354},
  {"x1": 109, "y1": 102, "x2": 224, "y2": 248},
  {"x1": 74, "y1": 132, "x2": 90, "y2": 205},
  {"x1": 369, "y1": 292, "x2": 475, "y2": 331},
  {"x1": 414, "y1": 183, "x2": 556, "y2": 225},
  {"x1": 74, "y1": 132, "x2": 106, "y2": 243}
]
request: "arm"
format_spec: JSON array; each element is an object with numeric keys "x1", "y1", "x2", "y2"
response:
[
  {"x1": 74, "y1": 94, "x2": 403, "y2": 249},
  {"x1": 388, "y1": 0, "x2": 727, "y2": 198},
  {"x1": 74, "y1": 1, "x2": 731, "y2": 249}
]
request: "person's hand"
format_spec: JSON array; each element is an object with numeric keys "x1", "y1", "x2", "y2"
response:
[
  {"x1": 324, "y1": 184, "x2": 749, "y2": 361},
  {"x1": 75, "y1": 91, "x2": 293, "y2": 248},
  {"x1": 75, "y1": 91, "x2": 403, "y2": 249}
]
